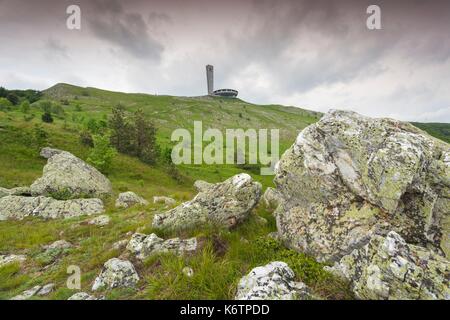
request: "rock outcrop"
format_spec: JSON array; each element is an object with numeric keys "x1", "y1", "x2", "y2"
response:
[
  {"x1": 0, "y1": 186, "x2": 31, "y2": 198},
  {"x1": 274, "y1": 110, "x2": 450, "y2": 262},
  {"x1": 127, "y1": 233, "x2": 197, "y2": 260},
  {"x1": 193, "y1": 180, "x2": 212, "y2": 193},
  {"x1": 115, "y1": 191, "x2": 149, "y2": 208},
  {"x1": 10, "y1": 283, "x2": 55, "y2": 300},
  {"x1": 152, "y1": 173, "x2": 262, "y2": 231},
  {"x1": 327, "y1": 231, "x2": 449, "y2": 300},
  {"x1": 30, "y1": 148, "x2": 112, "y2": 199},
  {"x1": 92, "y1": 258, "x2": 139, "y2": 291},
  {"x1": 0, "y1": 196, "x2": 104, "y2": 220},
  {"x1": 235, "y1": 261, "x2": 312, "y2": 300}
]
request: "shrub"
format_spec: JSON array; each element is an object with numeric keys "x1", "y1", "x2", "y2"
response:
[
  {"x1": 79, "y1": 130, "x2": 94, "y2": 147},
  {"x1": 41, "y1": 112, "x2": 54, "y2": 123},
  {"x1": 32, "y1": 124, "x2": 49, "y2": 148},
  {"x1": 20, "y1": 100, "x2": 30, "y2": 113},
  {"x1": 0, "y1": 97, "x2": 12, "y2": 110},
  {"x1": 87, "y1": 134, "x2": 117, "y2": 173}
]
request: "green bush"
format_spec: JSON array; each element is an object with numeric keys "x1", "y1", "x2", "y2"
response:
[
  {"x1": 87, "y1": 134, "x2": 117, "y2": 173},
  {"x1": 41, "y1": 112, "x2": 53, "y2": 123}
]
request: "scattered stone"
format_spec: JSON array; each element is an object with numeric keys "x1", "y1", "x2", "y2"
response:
[
  {"x1": 44, "y1": 240, "x2": 73, "y2": 250},
  {"x1": 88, "y1": 214, "x2": 111, "y2": 227},
  {"x1": 193, "y1": 180, "x2": 212, "y2": 192},
  {"x1": 327, "y1": 231, "x2": 450, "y2": 300},
  {"x1": 127, "y1": 233, "x2": 197, "y2": 260},
  {"x1": 261, "y1": 187, "x2": 281, "y2": 210},
  {"x1": 0, "y1": 254, "x2": 26, "y2": 267},
  {"x1": 153, "y1": 196, "x2": 176, "y2": 206},
  {"x1": 235, "y1": 262, "x2": 312, "y2": 300},
  {"x1": 274, "y1": 110, "x2": 450, "y2": 262},
  {"x1": 30, "y1": 148, "x2": 113, "y2": 199},
  {"x1": 182, "y1": 266, "x2": 194, "y2": 277},
  {"x1": 10, "y1": 285, "x2": 42, "y2": 300},
  {"x1": 92, "y1": 258, "x2": 139, "y2": 291},
  {"x1": 0, "y1": 196, "x2": 104, "y2": 220},
  {"x1": 36, "y1": 283, "x2": 55, "y2": 296},
  {"x1": 152, "y1": 173, "x2": 262, "y2": 231},
  {"x1": 115, "y1": 191, "x2": 149, "y2": 208},
  {"x1": 37, "y1": 240, "x2": 73, "y2": 265},
  {"x1": 67, "y1": 292, "x2": 98, "y2": 300}
]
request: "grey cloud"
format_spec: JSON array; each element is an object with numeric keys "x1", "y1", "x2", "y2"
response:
[
  {"x1": 44, "y1": 38, "x2": 69, "y2": 59},
  {"x1": 87, "y1": 0, "x2": 164, "y2": 60}
]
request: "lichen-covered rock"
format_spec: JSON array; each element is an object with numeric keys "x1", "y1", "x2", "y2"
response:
[
  {"x1": 88, "y1": 214, "x2": 111, "y2": 226},
  {"x1": 67, "y1": 292, "x2": 99, "y2": 300},
  {"x1": 0, "y1": 196, "x2": 104, "y2": 220},
  {"x1": 92, "y1": 258, "x2": 139, "y2": 291},
  {"x1": 152, "y1": 173, "x2": 262, "y2": 231},
  {"x1": 40, "y1": 147, "x2": 64, "y2": 159},
  {"x1": 235, "y1": 261, "x2": 312, "y2": 300},
  {"x1": 127, "y1": 233, "x2": 197, "y2": 260},
  {"x1": 193, "y1": 180, "x2": 212, "y2": 192},
  {"x1": 0, "y1": 254, "x2": 26, "y2": 267},
  {"x1": 37, "y1": 240, "x2": 73, "y2": 265},
  {"x1": 327, "y1": 231, "x2": 450, "y2": 300},
  {"x1": 153, "y1": 196, "x2": 176, "y2": 206},
  {"x1": 115, "y1": 191, "x2": 149, "y2": 208},
  {"x1": 262, "y1": 187, "x2": 281, "y2": 210},
  {"x1": 44, "y1": 240, "x2": 73, "y2": 250},
  {"x1": 0, "y1": 186, "x2": 31, "y2": 198},
  {"x1": 36, "y1": 283, "x2": 55, "y2": 296},
  {"x1": 10, "y1": 285, "x2": 42, "y2": 300},
  {"x1": 275, "y1": 110, "x2": 450, "y2": 262},
  {"x1": 30, "y1": 148, "x2": 112, "y2": 199}
]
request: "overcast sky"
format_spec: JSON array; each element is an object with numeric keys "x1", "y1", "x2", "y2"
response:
[{"x1": 1, "y1": 0, "x2": 449, "y2": 122}]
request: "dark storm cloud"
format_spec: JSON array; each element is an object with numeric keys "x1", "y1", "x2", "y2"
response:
[{"x1": 86, "y1": 0, "x2": 164, "y2": 60}]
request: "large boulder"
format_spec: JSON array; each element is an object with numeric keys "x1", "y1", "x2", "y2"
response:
[
  {"x1": 261, "y1": 187, "x2": 281, "y2": 210},
  {"x1": 92, "y1": 258, "x2": 139, "y2": 291},
  {"x1": 30, "y1": 148, "x2": 112, "y2": 199},
  {"x1": 274, "y1": 110, "x2": 450, "y2": 262},
  {"x1": 115, "y1": 191, "x2": 149, "y2": 208},
  {"x1": 327, "y1": 231, "x2": 449, "y2": 300},
  {"x1": 152, "y1": 173, "x2": 262, "y2": 231},
  {"x1": 0, "y1": 195, "x2": 104, "y2": 220},
  {"x1": 235, "y1": 261, "x2": 312, "y2": 300},
  {"x1": 127, "y1": 233, "x2": 197, "y2": 260}
]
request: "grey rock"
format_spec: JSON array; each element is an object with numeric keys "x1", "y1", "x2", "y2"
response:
[
  {"x1": 92, "y1": 258, "x2": 139, "y2": 291},
  {"x1": 67, "y1": 292, "x2": 98, "y2": 300},
  {"x1": 44, "y1": 240, "x2": 73, "y2": 250},
  {"x1": 0, "y1": 186, "x2": 31, "y2": 198},
  {"x1": 10, "y1": 285, "x2": 42, "y2": 300},
  {"x1": 0, "y1": 196, "x2": 104, "y2": 220},
  {"x1": 30, "y1": 148, "x2": 112, "y2": 199},
  {"x1": 36, "y1": 283, "x2": 55, "y2": 296},
  {"x1": 327, "y1": 231, "x2": 450, "y2": 300},
  {"x1": 0, "y1": 254, "x2": 26, "y2": 267},
  {"x1": 115, "y1": 192, "x2": 149, "y2": 208},
  {"x1": 235, "y1": 262, "x2": 312, "y2": 300},
  {"x1": 112, "y1": 239, "x2": 129, "y2": 251},
  {"x1": 88, "y1": 214, "x2": 111, "y2": 226},
  {"x1": 40, "y1": 147, "x2": 64, "y2": 159},
  {"x1": 274, "y1": 110, "x2": 450, "y2": 262},
  {"x1": 261, "y1": 187, "x2": 281, "y2": 210},
  {"x1": 152, "y1": 173, "x2": 262, "y2": 231},
  {"x1": 153, "y1": 196, "x2": 176, "y2": 206},
  {"x1": 127, "y1": 233, "x2": 197, "y2": 260}
]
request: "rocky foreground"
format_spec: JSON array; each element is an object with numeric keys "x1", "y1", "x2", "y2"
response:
[{"x1": 1, "y1": 110, "x2": 449, "y2": 300}]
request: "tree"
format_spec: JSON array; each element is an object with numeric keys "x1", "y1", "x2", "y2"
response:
[
  {"x1": 133, "y1": 109, "x2": 159, "y2": 164},
  {"x1": 0, "y1": 87, "x2": 7, "y2": 98},
  {"x1": 20, "y1": 100, "x2": 30, "y2": 113},
  {"x1": 42, "y1": 112, "x2": 54, "y2": 123},
  {"x1": 40, "y1": 100, "x2": 52, "y2": 113},
  {"x1": 6, "y1": 93, "x2": 19, "y2": 105},
  {"x1": 79, "y1": 130, "x2": 94, "y2": 147},
  {"x1": 0, "y1": 97, "x2": 12, "y2": 110},
  {"x1": 87, "y1": 135, "x2": 117, "y2": 173},
  {"x1": 109, "y1": 104, "x2": 132, "y2": 153}
]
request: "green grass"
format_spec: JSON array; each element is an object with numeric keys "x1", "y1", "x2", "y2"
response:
[{"x1": 0, "y1": 83, "x2": 447, "y2": 300}]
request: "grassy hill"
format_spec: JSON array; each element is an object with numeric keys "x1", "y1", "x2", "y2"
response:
[{"x1": 0, "y1": 83, "x2": 448, "y2": 300}]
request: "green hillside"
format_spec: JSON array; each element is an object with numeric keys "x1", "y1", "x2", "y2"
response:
[{"x1": 0, "y1": 83, "x2": 448, "y2": 300}]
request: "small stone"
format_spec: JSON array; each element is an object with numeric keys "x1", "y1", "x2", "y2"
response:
[
  {"x1": 153, "y1": 196, "x2": 176, "y2": 206},
  {"x1": 112, "y1": 239, "x2": 129, "y2": 251},
  {"x1": 115, "y1": 192, "x2": 148, "y2": 209},
  {"x1": 37, "y1": 283, "x2": 55, "y2": 296},
  {"x1": 0, "y1": 254, "x2": 26, "y2": 267},
  {"x1": 88, "y1": 214, "x2": 111, "y2": 227},
  {"x1": 67, "y1": 292, "x2": 98, "y2": 300}
]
